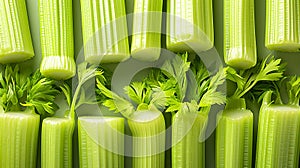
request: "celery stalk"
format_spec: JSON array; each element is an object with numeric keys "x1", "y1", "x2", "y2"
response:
[
  {"x1": 131, "y1": 0, "x2": 163, "y2": 61},
  {"x1": 216, "y1": 102, "x2": 253, "y2": 168},
  {"x1": 78, "y1": 116, "x2": 124, "y2": 168},
  {"x1": 80, "y1": 0, "x2": 130, "y2": 64},
  {"x1": 265, "y1": 0, "x2": 300, "y2": 52},
  {"x1": 0, "y1": 112, "x2": 40, "y2": 168},
  {"x1": 128, "y1": 111, "x2": 165, "y2": 168},
  {"x1": 256, "y1": 91, "x2": 300, "y2": 168},
  {"x1": 41, "y1": 118, "x2": 75, "y2": 168},
  {"x1": 172, "y1": 111, "x2": 208, "y2": 168},
  {"x1": 0, "y1": 0, "x2": 34, "y2": 63},
  {"x1": 39, "y1": 0, "x2": 76, "y2": 80},
  {"x1": 167, "y1": 0, "x2": 214, "y2": 53},
  {"x1": 224, "y1": 0, "x2": 257, "y2": 69}
]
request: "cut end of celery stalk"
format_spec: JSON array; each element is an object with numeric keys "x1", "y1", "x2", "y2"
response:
[
  {"x1": 86, "y1": 53, "x2": 130, "y2": 64},
  {"x1": 0, "y1": 51, "x2": 34, "y2": 64},
  {"x1": 167, "y1": 38, "x2": 213, "y2": 53},
  {"x1": 0, "y1": 112, "x2": 40, "y2": 168},
  {"x1": 40, "y1": 55, "x2": 76, "y2": 80},
  {"x1": 131, "y1": 48, "x2": 161, "y2": 62},
  {"x1": 41, "y1": 117, "x2": 74, "y2": 168},
  {"x1": 78, "y1": 116, "x2": 124, "y2": 168},
  {"x1": 266, "y1": 42, "x2": 300, "y2": 52},
  {"x1": 225, "y1": 47, "x2": 257, "y2": 69}
]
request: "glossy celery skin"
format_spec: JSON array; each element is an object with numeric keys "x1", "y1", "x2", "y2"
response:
[
  {"x1": 80, "y1": 0, "x2": 130, "y2": 64},
  {"x1": 265, "y1": 0, "x2": 300, "y2": 52},
  {"x1": 128, "y1": 111, "x2": 165, "y2": 168},
  {"x1": 78, "y1": 117, "x2": 124, "y2": 168},
  {"x1": 39, "y1": 0, "x2": 76, "y2": 80},
  {"x1": 256, "y1": 105, "x2": 300, "y2": 168},
  {"x1": 167, "y1": 0, "x2": 214, "y2": 53},
  {"x1": 224, "y1": 0, "x2": 257, "y2": 69},
  {"x1": 0, "y1": 112, "x2": 40, "y2": 168},
  {"x1": 216, "y1": 99, "x2": 253, "y2": 168},
  {"x1": 0, "y1": 0, "x2": 34, "y2": 63},
  {"x1": 131, "y1": 0, "x2": 163, "y2": 61},
  {"x1": 41, "y1": 117, "x2": 75, "y2": 168},
  {"x1": 172, "y1": 112, "x2": 208, "y2": 168}
]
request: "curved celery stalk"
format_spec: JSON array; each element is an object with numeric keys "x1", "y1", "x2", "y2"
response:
[
  {"x1": 80, "y1": 0, "x2": 130, "y2": 64},
  {"x1": 224, "y1": 0, "x2": 257, "y2": 69},
  {"x1": 167, "y1": 0, "x2": 214, "y2": 53},
  {"x1": 131, "y1": 0, "x2": 163, "y2": 61},
  {"x1": 0, "y1": 112, "x2": 40, "y2": 168},
  {"x1": 172, "y1": 111, "x2": 208, "y2": 168},
  {"x1": 0, "y1": 0, "x2": 34, "y2": 63},
  {"x1": 216, "y1": 98, "x2": 253, "y2": 168},
  {"x1": 128, "y1": 111, "x2": 165, "y2": 168},
  {"x1": 41, "y1": 117, "x2": 75, "y2": 168},
  {"x1": 39, "y1": 0, "x2": 76, "y2": 80},
  {"x1": 78, "y1": 116, "x2": 124, "y2": 168},
  {"x1": 265, "y1": 0, "x2": 300, "y2": 52},
  {"x1": 256, "y1": 92, "x2": 300, "y2": 168}
]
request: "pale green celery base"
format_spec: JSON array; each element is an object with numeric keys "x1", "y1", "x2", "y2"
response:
[
  {"x1": 40, "y1": 55, "x2": 76, "y2": 80},
  {"x1": 167, "y1": 37, "x2": 213, "y2": 53},
  {"x1": 256, "y1": 105, "x2": 300, "y2": 168},
  {"x1": 225, "y1": 47, "x2": 256, "y2": 69},
  {"x1": 127, "y1": 111, "x2": 165, "y2": 168},
  {"x1": 85, "y1": 53, "x2": 130, "y2": 64},
  {"x1": 216, "y1": 109, "x2": 253, "y2": 168},
  {"x1": 41, "y1": 117, "x2": 75, "y2": 168},
  {"x1": 131, "y1": 47, "x2": 161, "y2": 62},
  {"x1": 0, "y1": 51, "x2": 34, "y2": 64},
  {"x1": 172, "y1": 112, "x2": 208, "y2": 168},
  {"x1": 78, "y1": 116, "x2": 124, "y2": 168},
  {"x1": 266, "y1": 42, "x2": 300, "y2": 52},
  {"x1": 0, "y1": 112, "x2": 40, "y2": 168}
]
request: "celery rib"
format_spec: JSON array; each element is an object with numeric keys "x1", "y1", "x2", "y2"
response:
[
  {"x1": 256, "y1": 105, "x2": 300, "y2": 168},
  {"x1": 0, "y1": 0, "x2": 34, "y2": 63},
  {"x1": 224, "y1": 0, "x2": 257, "y2": 69},
  {"x1": 0, "y1": 112, "x2": 40, "y2": 168},
  {"x1": 128, "y1": 111, "x2": 165, "y2": 168},
  {"x1": 216, "y1": 109, "x2": 253, "y2": 168},
  {"x1": 167, "y1": 0, "x2": 214, "y2": 53},
  {"x1": 265, "y1": 0, "x2": 300, "y2": 52},
  {"x1": 39, "y1": 0, "x2": 76, "y2": 80},
  {"x1": 172, "y1": 112, "x2": 207, "y2": 168},
  {"x1": 80, "y1": 0, "x2": 130, "y2": 64},
  {"x1": 78, "y1": 117, "x2": 124, "y2": 168},
  {"x1": 41, "y1": 117, "x2": 75, "y2": 168},
  {"x1": 131, "y1": 0, "x2": 163, "y2": 61}
]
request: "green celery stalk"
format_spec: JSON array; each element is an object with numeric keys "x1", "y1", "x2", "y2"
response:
[
  {"x1": 128, "y1": 111, "x2": 165, "y2": 168},
  {"x1": 0, "y1": 112, "x2": 39, "y2": 168},
  {"x1": 265, "y1": 0, "x2": 300, "y2": 52},
  {"x1": 41, "y1": 118, "x2": 74, "y2": 168},
  {"x1": 131, "y1": 0, "x2": 163, "y2": 61},
  {"x1": 78, "y1": 116, "x2": 124, "y2": 168},
  {"x1": 256, "y1": 90, "x2": 300, "y2": 167},
  {"x1": 0, "y1": 0, "x2": 34, "y2": 63},
  {"x1": 216, "y1": 98, "x2": 253, "y2": 168},
  {"x1": 224, "y1": 0, "x2": 257, "y2": 69},
  {"x1": 39, "y1": 0, "x2": 76, "y2": 80},
  {"x1": 80, "y1": 0, "x2": 130, "y2": 64},
  {"x1": 167, "y1": 0, "x2": 214, "y2": 53},
  {"x1": 172, "y1": 109, "x2": 208, "y2": 168}
]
